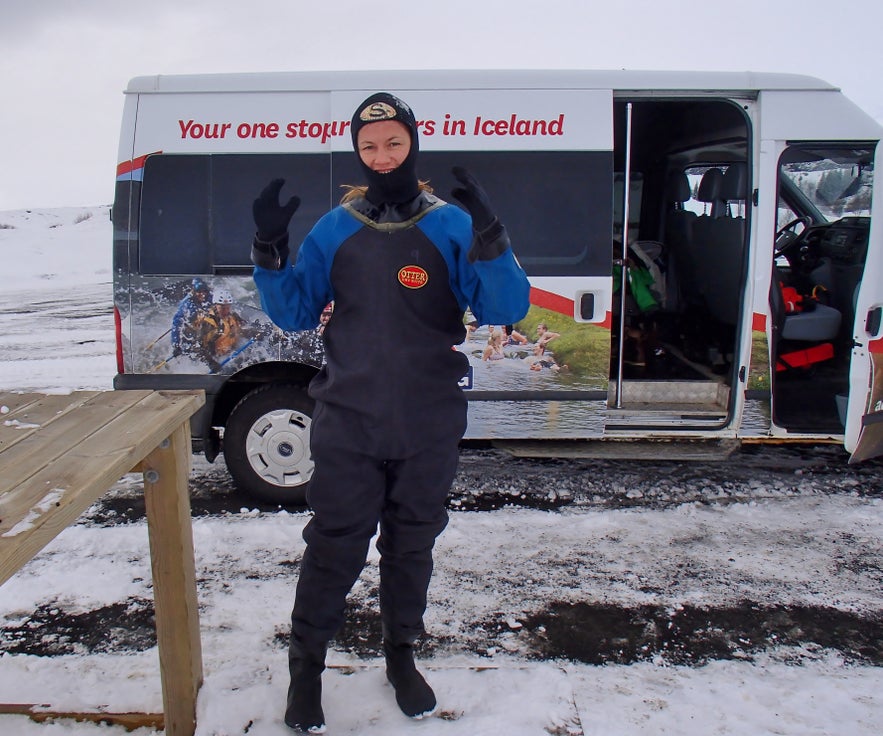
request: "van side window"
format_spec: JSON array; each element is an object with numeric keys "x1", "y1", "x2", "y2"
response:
[
  {"x1": 139, "y1": 154, "x2": 331, "y2": 275},
  {"x1": 779, "y1": 146, "x2": 874, "y2": 221},
  {"x1": 140, "y1": 155, "x2": 211, "y2": 274},
  {"x1": 332, "y1": 150, "x2": 614, "y2": 278},
  {"x1": 140, "y1": 150, "x2": 613, "y2": 278}
]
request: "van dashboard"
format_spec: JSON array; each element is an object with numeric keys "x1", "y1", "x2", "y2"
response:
[{"x1": 818, "y1": 216, "x2": 871, "y2": 264}]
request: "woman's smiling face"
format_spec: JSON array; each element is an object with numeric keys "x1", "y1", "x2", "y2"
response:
[{"x1": 356, "y1": 120, "x2": 412, "y2": 173}]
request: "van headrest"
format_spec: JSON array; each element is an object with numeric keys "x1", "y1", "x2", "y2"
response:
[
  {"x1": 721, "y1": 163, "x2": 747, "y2": 201},
  {"x1": 697, "y1": 168, "x2": 724, "y2": 203},
  {"x1": 667, "y1": 172, "x2": 692, "y2": 203}
]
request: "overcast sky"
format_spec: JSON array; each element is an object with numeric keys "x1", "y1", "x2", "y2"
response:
[{"x1": 2, "y1": 0, "x2": 882, "y2": 210}]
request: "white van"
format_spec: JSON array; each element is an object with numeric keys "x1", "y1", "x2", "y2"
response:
[{"x1": 112, "y1": 70, "x2": 883, "y2": 504}]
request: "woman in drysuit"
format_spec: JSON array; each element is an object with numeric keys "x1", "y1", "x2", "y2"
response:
[{"x1": 251, "y1": 92, "x2": 530, "y2": 733}]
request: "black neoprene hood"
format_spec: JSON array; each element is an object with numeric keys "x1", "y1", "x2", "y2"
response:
[{"x1": 351, "y1": 92, "x2": 420, "y2": 205}]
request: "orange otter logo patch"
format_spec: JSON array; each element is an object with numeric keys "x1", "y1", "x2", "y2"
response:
[{"x1": 398, "y1": 265, "x2": 428, "y2": 289}]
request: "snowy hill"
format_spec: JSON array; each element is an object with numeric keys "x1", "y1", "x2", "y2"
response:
[
  {"x1": 0, "y1": 206, "x2": 115, "y2": 392},
  {"x1": 0, "y1": 205, "x2": 112, "y2": 289}
]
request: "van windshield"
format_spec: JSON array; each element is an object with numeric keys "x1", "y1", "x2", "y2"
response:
[{"x1": 779, "y1": 146, "x2": 875, "y2": 224}]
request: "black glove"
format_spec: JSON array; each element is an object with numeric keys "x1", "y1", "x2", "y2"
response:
[
  {"x1": 251, "y1": 179, "x2": 300, "y2": 270},
  {"x1": 451, "y1": 166, "x2": 497, "y2": 231},
  {"x1": 451, "y1": 166, "x2": 509, "y2": 262},
  {"x1": 253, "y1": 178, "x2": 300, "y2": 240}
]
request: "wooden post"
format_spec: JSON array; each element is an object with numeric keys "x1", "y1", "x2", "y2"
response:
[{"x1": 142, "y1": 422, "x2": 203, "y2": 736}]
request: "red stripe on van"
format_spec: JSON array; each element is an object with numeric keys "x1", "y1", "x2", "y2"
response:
[
  {"x1": 116, "y1": 151, "x2": 161, "y2": 177},
  {"x1": 114, "y1": 306, "x2": 124, "y2": 374},
  {"x1": 870, "y1": 336, "x2": 883, "y2": 354},
  {"x1": 530, "y1": 286, "x2": 573, "y2": 317},
  {"x1": 752, "y1": 312, "x2": 767, "y2": 331}
]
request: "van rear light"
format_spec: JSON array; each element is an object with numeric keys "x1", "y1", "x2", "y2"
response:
[{"x1": 114, "y1": 306, "x2": 124, "y2": 374}]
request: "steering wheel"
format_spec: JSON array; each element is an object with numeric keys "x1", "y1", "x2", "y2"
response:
[{"x1": 774, "y1": 216, "x2": 812, "y2": 257}]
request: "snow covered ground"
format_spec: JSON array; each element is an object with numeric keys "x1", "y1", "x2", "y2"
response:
[{"x1": 0, "y1": 207, "x2": 881, "y2": 735}]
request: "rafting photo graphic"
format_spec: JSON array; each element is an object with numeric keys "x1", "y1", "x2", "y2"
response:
[{"x1": 124, "y1": 275, "x2": 325, "y2": 377}]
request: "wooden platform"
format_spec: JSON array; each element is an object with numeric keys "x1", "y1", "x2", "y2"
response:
[{"x1": 0, "y1": 389, "x2": 205, "y2": 734}]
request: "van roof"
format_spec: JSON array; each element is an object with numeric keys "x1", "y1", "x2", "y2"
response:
[{"x1": 125, "y1": 69, "x2": 837, "y2": 95}]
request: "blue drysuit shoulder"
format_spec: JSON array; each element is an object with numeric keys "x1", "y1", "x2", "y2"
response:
[
  {"x1": 253, "y1": 206, "x2": 362, "y2": 332},
  {"x1": 418, "y1": 202, "x2": 531, "y2": 326}
]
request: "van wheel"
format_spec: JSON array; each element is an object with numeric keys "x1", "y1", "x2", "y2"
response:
[{"x1": 224, "y1": 384, "x2": 314, "y2": 506}]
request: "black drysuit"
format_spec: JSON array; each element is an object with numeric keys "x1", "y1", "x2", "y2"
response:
[{"x1": 254, "y1": 191, "x2": 530, "y2": 646}]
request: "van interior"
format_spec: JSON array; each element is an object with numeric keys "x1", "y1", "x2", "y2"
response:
[{"x1": 610, "y1": 98, "x2": 873, "y2": 435}]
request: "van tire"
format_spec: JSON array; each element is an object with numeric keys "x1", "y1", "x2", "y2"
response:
[{"x1": 224, "y1": 383, "x2": 314, "y2": 506}]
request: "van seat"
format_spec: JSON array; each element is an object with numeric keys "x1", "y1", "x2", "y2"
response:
[
  {"x1": 696, "y1": 167, "x2": 726, "y2": 218},
  {"x1": 721, "y1": 163, "x2": 747, "y2": 212},
  {"x1": 781, "y1": 303, "x2": 841, "y2": 341},
  {"x1": 665, "y1": 172, "x2": 697, "y2": 308},
  {"x1": 693, "y1": 167, "x2": 745, "y2": 326},
  {"x1": 771, "y1": 276, "x2": 843, "y2": 373}
]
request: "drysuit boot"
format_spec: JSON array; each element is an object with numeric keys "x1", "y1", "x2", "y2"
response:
[
  {"x1": 285, "y1": 636, "x2": 327, "y2": 733},
  {"x1": 383, "y1": 639, "x2": 437, "y2": 718}
]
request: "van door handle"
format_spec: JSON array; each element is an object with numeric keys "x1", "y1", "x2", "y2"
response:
[
  {"x1": 866, "y1": 306, "x2": 882, "y2": 336},
  {"x1": 579, "y1": 292, "x2": 595, "y2": 321}
]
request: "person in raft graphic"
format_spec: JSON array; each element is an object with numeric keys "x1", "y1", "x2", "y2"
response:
[
  {"x1": 170, "y1": 277, "x2": 212, "y2": 360},
  {"x1": 196, "y1": 288, "x2": 251, "y2": 372},
  {"x1": 250, "y1": 92, "x2": 530, "y2": 733}
]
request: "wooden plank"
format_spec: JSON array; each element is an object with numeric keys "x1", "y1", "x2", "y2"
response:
[
  {"x1": 143, "y1": 422, "x2": 202, "y2": 736},
  {"x1": 0, "y1": 391, "x2": 204, "y2": 586},
  {"x1": 0, "y1": 392, "x2": 44, "y2": 417},
  {"x1": 0, "y1": 391, "x2": 142, "y2": 494},
  {"x1": 0, "y1": 392, "x2": 98, "y2": 454},
  {"x1": 0, "y1": 392, "x2": 203, "y2": 560},
  {"x1": 0, "y1": 390, "x2": 199, "y2": 507},
  {"x1": 0, "y1": 390, "x2": 205, "y2": 735},
  {"x1": 0, "y1": 443, "x2": 142, "y2": 583},
  {"x1": 0, "y1": 704, "x2": 164, "y2": 730}
]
